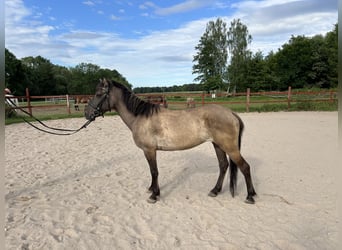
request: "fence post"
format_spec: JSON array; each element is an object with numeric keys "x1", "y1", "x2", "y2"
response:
[
  {"x1": 246, "y1": 88, "x2": 250, "y2": 112},
  {"x1": 287, "y1": 86, "x2": 292, "y2": 110},
  {"x1": 66, "y1": 94, "x2": 71, "y2": 114},
  {"x1": 201, "y1": 92, "x2": 205, "y2": 106},
  {"x1": 26, "y1": 88, "x2": 32, "y2": 116}
]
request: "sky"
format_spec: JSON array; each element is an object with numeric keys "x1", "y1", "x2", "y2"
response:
[{"x1": 5, "y1": 0, "x2": 338, "y2": 88}]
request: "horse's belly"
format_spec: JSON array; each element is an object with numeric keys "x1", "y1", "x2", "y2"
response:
[{"x1": 156, "y1": 134, "x2": 211, "y2": 151}]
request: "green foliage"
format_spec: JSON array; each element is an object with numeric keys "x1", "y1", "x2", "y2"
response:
[
  {"x1": 5, "y1": 49, "x2": 27, "y2": 95},
  {"x1": 325, "y1": 24, "x2": 338, "y2": 86},
  {"x1": 244, "y1": 51, "x2": 274, "y2": 91},
  {"x1": 134, "y1": 83, "x2": 205, "y2": 93},
  {"x1": 5, "y1": 52, "x2": 131, "y2": 95},
  {"x1": 227, "y1": 19, "x2": 253, "y2": 92},
  {"x1": 192, "y1": 18, "x2": 228, "y2": 91},
  {"x1": 193, "y1": 20, "x2": 337, "y2": 93},
  {"x1": 21, "y1": 56, "x2": 57, "y2": 95},
  {"x1": 267, "y1": 24, "x2": 338, "y2": 90}
]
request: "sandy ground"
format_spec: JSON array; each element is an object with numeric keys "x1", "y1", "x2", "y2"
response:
[{"x1": 5, "y1": 111, "x2": 338, "y2": 250}]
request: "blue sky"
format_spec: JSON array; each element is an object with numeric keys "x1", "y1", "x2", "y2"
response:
[{"x1": 5, "y1": 0, "x2": 338, "y2": 87}]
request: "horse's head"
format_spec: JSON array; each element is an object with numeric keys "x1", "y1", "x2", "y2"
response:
[{"x1": 84, "y1": 78, "x2": 112, "y2": 121}]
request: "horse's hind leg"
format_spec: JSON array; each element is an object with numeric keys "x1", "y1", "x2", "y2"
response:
[
  {"x1": 209, "y1": 143, "x2": 229, "y2": 197},
  {"x1": 143, "y1": 149, "x2": 160, "y2": 203},
  {"x1": 231, "y1": 153, "x2": 256, "y2": 204}
]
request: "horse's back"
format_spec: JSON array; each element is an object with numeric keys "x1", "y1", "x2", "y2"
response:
[{"x1": 157, "y1": 104, "x2": 239, "y2": 127}]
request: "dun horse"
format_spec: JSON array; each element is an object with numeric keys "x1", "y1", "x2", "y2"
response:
[{"x1": 84, "y1": 79, "x2": 256, "y2": 204}]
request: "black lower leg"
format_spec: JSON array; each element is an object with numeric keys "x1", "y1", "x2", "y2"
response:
[
  {"x1": 209, "y1": 143, "x2": 229, "y2": 197},
  {"x1": 238, "y1": 159, "x2": 256, "y2": 204},
  {"x1": 144, "y1": 150, "x2": 160, "y2": 203}
]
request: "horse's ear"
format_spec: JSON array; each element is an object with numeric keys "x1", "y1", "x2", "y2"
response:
[
  {"x1": 103, "y1": 78, "x2": 109, "y2": 87},
  {"x1": 102, "y1": 78, "x2": 110, "y2": 92}
]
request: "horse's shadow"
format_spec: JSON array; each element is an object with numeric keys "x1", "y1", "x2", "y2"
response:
[
  {"x1": 158, "y1": 149, "x2": 263, "y2": 200},
  {"x1": 6, "y1": 147, "x2": 262, "y2": 204}
]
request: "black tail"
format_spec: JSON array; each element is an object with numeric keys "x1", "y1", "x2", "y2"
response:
[{"x1": 229, "y1": 112, "x2": 244, "y2": 197}]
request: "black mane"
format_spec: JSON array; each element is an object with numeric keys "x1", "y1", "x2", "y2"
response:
[{"x1": 110, "y1": 80, "x2": 160, "y2": 117}]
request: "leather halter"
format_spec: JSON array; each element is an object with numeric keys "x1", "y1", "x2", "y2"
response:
[{"x1": 87, "y1": 86, "x2": 111, "y2": 121}]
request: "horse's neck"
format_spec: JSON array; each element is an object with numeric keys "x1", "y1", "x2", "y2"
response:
[{"x1": 114, "y1": 95, "x2": 136, "y2": 130}]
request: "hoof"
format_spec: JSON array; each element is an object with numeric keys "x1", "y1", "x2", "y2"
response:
[
  {"x1": 209, "y1": 187, "x2": 220, "y2": 197},
  {"x1": 147, "y1": 196, "x2": 160, "y2": 204},
  {"x1": 208, "y1": 191, "x2": 217, "y2": 197},
  {"x1": 147, "y1": 198, "x2": 157, "y2": 204},
  {"x1": 245, "y1": 196, "x2": 255, "y2": 204}
]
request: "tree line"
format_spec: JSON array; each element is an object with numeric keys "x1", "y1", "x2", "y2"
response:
[
  {"x1": 191, "y1": 18, "x2": 337, "y2": 93},
  {"x1": 5, "y1": 20, "x2": 337, "y2": 96},
  {"x1": 5, "y1": 51, "x2": 131, "y2": 96}
]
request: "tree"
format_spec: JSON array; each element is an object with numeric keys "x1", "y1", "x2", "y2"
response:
[
  {"x1": 53, "y1": 65, "x2": 71, "y2": 94},
  {"x1": 244, "y1": 51, "x2": 273, "y2": 91},
  {"x1": 309, "y1": 35, "x2": 330, "y2": 88},
  {"x1": 227, "y1": 19, "x2": 252, "y2": 92},
  {"x1": 192, "y1": 18, "x2": 228, "y2": 91},
  {"x1": 99, "y1": 68, "x2": 132, "y2": 89},
  {"x1": 69, "y1": 63, "x2": 132, "y2": 94},
  {"x1": 5, "y1": 49, "x2": 27, "y2": 95},
  {"x1": 273, "y1": 35, "x2": 323, "y2": 89},
  {"x1": 21, "y1": 56, "x2": 57, "y2": 95},
  {"x1": 4, "y1": 48, "x2": 132, "y2": 95},
  {"x1": 264, "y1": 51, "x2": 282, "y2": 90},
  {"x1": 324, "y1": 23, "x2": 338, "y2": 88},
  {"x1": 69, "y1": 63, "x2": 101, "y2": 94}
]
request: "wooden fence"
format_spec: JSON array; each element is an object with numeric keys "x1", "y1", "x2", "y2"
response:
[
  {"x1": 138, "y1": 86, "x2": 337, "y2": 111},
  {"x1": 5, "y1": 87, "x2": 337, "y2": 117}
]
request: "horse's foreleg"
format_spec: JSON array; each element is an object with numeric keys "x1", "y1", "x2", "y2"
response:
[
  {"x1": 144, "y1": 149, "x2": 160, "y2": 203},
  {"x1": 209, "y1": 143, "x2": 229, "y2": 197}
]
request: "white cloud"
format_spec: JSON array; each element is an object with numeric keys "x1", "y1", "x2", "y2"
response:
[
  {"x1": 139, "y1": 2, "x2": 157, "y2": 10},
  {"x1": 5, "y1": 0, "x2": 31, "y2": 24},
  {"x1": 5, "y1": 0, "x2": 56, "y2": 57},
  {"x1": 5, "y1": 0, "x2": 338, "y2": 87},
  {"x1": 110, "y1": 14, "x2": 121, "y2": 20},
  {"x1": 231, "y1": 0, "x2": 337, "y2": 54},
  {"x1": 53, "y1": 19, "x2": 209, "y2": 85},
  {"x1": 82, "y1": 1, "x2": 95, "y2": 6},
  {"x1": 139, "y1": 0, "x2": 215, "y2": 16},
  {"x1": 154, "y1": 0, "x2": 214, "y2": 16}
]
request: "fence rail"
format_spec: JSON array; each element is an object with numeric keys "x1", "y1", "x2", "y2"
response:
[{"x1": 5, "y1": 87, "x2": 337, "y2": 117}]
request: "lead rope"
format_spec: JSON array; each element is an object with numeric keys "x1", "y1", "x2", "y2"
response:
[{"x1": 5, "y1": 97, "x2": 93, "y2": 135}]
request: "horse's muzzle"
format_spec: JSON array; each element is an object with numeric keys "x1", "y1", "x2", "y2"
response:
[
  {"x1": 84, "y1": 105, "x2": 94, "y2": 121},
  {"x1": 84, "y1": 105, "x2": 103, "y2": 121}
]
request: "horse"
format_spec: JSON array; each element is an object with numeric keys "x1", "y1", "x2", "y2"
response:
[
  {"x1": 186, "y1": 97, "x2": 195, "y2": 108},
  {"x1": 84, "y1": 79, "x2": 256, "y2": 204},
  {"x1": 74, "y1": 96, "x2": 92, "y2": 111}
]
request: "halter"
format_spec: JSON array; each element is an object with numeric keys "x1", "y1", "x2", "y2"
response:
[{"x1": 86, "y1": 86, "x2": 111, "y2": 121}]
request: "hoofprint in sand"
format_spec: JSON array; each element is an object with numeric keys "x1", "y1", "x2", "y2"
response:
[{"x1": 5, "y1": 112, "x2": 338, "y2": 249}]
